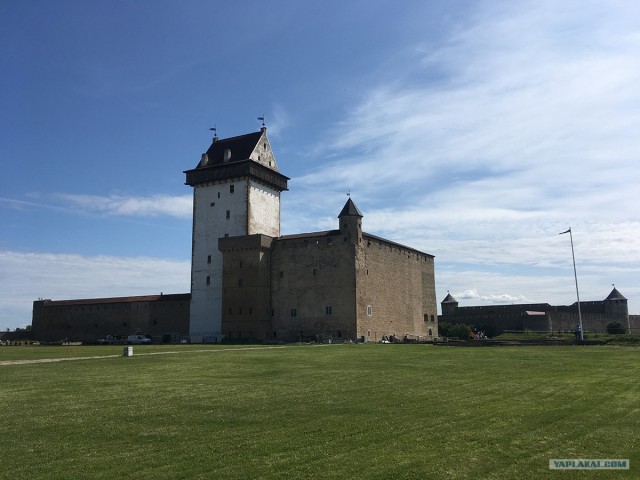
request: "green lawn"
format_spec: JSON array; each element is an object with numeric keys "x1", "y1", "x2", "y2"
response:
[{"x1": 1, "y1": 344, "x2": 638, "y2": 479}]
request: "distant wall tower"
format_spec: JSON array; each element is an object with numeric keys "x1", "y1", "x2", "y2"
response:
[
  {"x1": 441, "y1": 293, "x2": 459, "y2": 318},
  {"x1": 604, "y1": 287, "x2": 630, "y2": 333},
  {"x1": 184, "y1": 128, "x2": 289, "y2": 341}
]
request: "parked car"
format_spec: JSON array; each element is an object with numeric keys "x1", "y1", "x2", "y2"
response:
[{"x1": 127, "y1": 335, "x2": 151, "y2": 344}]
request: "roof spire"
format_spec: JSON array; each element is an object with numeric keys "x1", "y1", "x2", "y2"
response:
[
  {"x1": 338, "y1": 197, "x2": 363, "y2": 218},
  {"x1": 257, "y1": 115, "x2": 265, "y2": 128},
  {"x1": 442, "y1": 292, "x2": 458, "y2": 303},
  {"x1": 210, "y1": 126, "x2": 218, "y2": 142}
]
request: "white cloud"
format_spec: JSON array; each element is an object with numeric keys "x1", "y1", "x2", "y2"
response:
[
  {"x1": 452, "y1": 289, "x2": 528, "y2": 304},
  {"x1": 298, "y1": 1, "x2": 640, "y2": 203},
  {"x1": 455, "y1": 289, "x2": 481, "y2": 300},
  {"x1": 266, "y1": 103, "x2": 291, "y2": 138},
  {"x1": 3, "y1": 193, "x2": 193, "y2": 219},
  {"x1": 0, "y1": 251, "x2": 190, "y2": 331},
  {"x1": 284, "y1": 0, "x2": 640, "y2": 315},
  {"x1": 52, "y1": 193, "x2": 193, "y2": 219}
]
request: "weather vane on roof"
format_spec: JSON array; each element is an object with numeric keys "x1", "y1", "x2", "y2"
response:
[
  {"x1": 347, "y1": 190, "x2": 351, "y2": 197},
  {"x1": 210, "y1": 125, "x2": 217, "y2": 141},
  {"x1": 258, "y1": 115, "x2": 265, "y2": 128}
]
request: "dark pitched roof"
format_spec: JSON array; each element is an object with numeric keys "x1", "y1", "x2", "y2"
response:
[
  {"x1": 279, "y1": 230, "x2": 340, "y2": 241},
  {"x1": 457, "y1": 303, "x2": 553, "y2": 313},
  {"x1": 201, "y1": 130, "x2": 263, "y2": 167},
  {"x1": 41, "y1": 293, "x2": 190, "y2": 306},
  {"x1": 185, "y1": 128, "x2": 289, "y2": 191},
  {"x1": 442, "y1": 293, "x2": 458, "y2": 304},
  {"x1": 605, "y1": 287, "x2": 627, "y2": 301},
  {"x1": 276, "y1": 229, "x2": 433, "y2": 257},
  {"x1": 338, "y1": 198, "x2": 363, "y2": 218},
  {"x1": 363, "y1": 232, "x2": 434, "y2": 258}
]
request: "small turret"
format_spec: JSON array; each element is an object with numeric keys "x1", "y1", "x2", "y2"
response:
[{"x1": 338, "y1": 198, "x2": 363, "y2": 245}]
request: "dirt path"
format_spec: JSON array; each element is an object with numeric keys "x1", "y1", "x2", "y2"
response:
[{"x1": 0, "y1": 345, "x2": 289, "y2": 366}]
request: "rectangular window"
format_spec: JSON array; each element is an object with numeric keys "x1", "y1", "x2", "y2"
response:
[
  {"x1": 367, "y1": 305, "x2": 373, "y2": 316},
  {"x1": 230, "y1": 185, "x2": 235, "y2": 193},
  {"x1": 217, "y1": 192, "x2": 221, "y2": 198},
  {"x1": 238, "y1": 279, "x2": 243, "y2": 287},
  {"x1": 207, "y1": 255, "x2": 211, "y2": 264},
  {"x1": 313, "y1": 268, "x2": 318, "y2": 276},
  {"x1": 206, "y1": 276, "x2": 210, "y2": 285},
  {"x1": 226, "y1": 210, "x2": 230, "y2": 219},
  {"x1": 290, "y1": 308, "x2": 297, "y2": 317},
  {"x1": 279, "y1": 271, "x2": 283, "y2": 278},
  {"x1": 325, "y1": 306, "x2": 333, "y2": 315}
]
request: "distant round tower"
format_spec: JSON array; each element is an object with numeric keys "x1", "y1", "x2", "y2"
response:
[
  {"x1": 441, "y1": 293, "x2": 459, "y2": 319},
  {"x1": 184, "y1": 128, "x2": 289, "y2": 341},
  {"x1": 604, "y1": 287, "x2": 630, "y2": 333}
]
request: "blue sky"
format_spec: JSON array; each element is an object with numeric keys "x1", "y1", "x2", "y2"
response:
[{"x1": 2, "y1": 0, "x2": 639, "y2": 330}]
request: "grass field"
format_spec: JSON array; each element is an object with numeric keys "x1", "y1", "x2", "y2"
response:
[{"x1": 1, "y1": 344, "x2": 638, "y2": 479}]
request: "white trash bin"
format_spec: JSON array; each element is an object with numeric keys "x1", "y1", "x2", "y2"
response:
[{"x1": 123, "y1": 346, "x2": 133, "y2": 357}]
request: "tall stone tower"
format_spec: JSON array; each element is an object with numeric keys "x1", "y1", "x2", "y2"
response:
[{"x1": 184, "y1": 128, "x2": 288, "y2": 341}]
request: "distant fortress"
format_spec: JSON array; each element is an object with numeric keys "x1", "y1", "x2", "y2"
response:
[{"x1": 440, "y1": 287, "x2": 636, "y2": 334}]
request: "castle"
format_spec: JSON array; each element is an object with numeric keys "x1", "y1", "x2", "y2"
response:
[{"x1": 32, "y1": 128, "x2": 438, "y2": 343}]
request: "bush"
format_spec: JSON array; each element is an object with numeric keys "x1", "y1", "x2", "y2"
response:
[
  {"x1": 607, "y1": 322, "x2": 626, "y2": 334},
  {"x1": 438, "y1": 322, "x2": 452, "y2": 337},
  {"x1": 438, "y1": 323, "x2": 471, "y2": 340}
]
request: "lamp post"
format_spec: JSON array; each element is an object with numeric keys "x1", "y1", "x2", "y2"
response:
[{"x1": 559, "y1": 227, "x2": 583, "y2": 341}]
